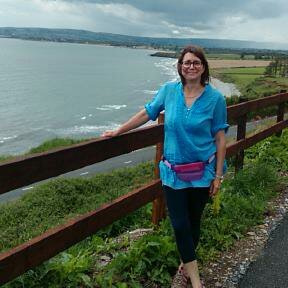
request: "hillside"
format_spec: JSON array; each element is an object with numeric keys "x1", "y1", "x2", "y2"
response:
[{"x1": 0, "y1": 27, "x2": 287, "y2": 51}]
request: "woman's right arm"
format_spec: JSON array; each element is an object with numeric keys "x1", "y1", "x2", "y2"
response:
[{"x1": 101, "y1": 108, "x2": 150, "y2": 137}]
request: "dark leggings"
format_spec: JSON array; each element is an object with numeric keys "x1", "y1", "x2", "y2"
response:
[{"x1": 163, "y1": 185, "x2": 210, "y2": 263}]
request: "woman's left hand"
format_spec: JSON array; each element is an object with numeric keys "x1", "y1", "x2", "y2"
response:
[{"x1": 209, "y1": 178, "x2": 221, "y2": 197}]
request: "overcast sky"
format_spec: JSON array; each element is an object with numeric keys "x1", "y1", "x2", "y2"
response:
[{"x1": 1, "y1": 0, "x2": 288, "y2": 44}]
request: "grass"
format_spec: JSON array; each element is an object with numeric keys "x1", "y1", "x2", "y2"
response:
[
  {"x1": 212, "y1": 67, "x2": 288, "y2": 113},
  {"x1": 0, "y1": 155, "x2": 14, "y2": 162},
  {"x1": 206, "y1": 53, "x2": 256, "y2": 60},
  {"x1": 218, "y1": 67, "x2": 265, "y2": 75},
  {"x1": 211, "y1": 67, "x2": 266, "y2": 93},
  {"x1": 0, "y1": 138, "x2": 89, "y2": 163},
  {"x1": 0, "y1": 162, "x2": 154, "y2": 253},
  {"x1": 214, "y1": 66, "x2": 288, "y2": 97},
  {"x1": 5, "y1": 158, "x2": 284, "y2": 288},
  {"x1": 207, "y1": 53, "x2": 242, "y2": 60},
  {"x1": 265, "y1": 77, "x2": 288, "y2": 87},
  {"x1": 198, "y1": 162, "x2": 281, "y2": 262},
  {"x1": 245, "y1": 129, "x2": 288, "y2": 171},
  {"x1": 244, "y1": 77, "x2": 288, "y2": 99},
  {"x1": 27, "y1": 138, "x2": 85, "y2": 154},
  {"x1": 2, "y1": 128, "x2": 288, "y2": 287}
]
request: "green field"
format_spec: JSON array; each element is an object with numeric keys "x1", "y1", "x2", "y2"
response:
[
  {"x1": 267, "y1": 77, "x2": 288, "y2": 86},
  {"x1": 218, "y1": 67, "x2": 265, "y2": 74},
  {"x1": 207, "y1": 53, "x2": 241, "y2": 60},
  {"x1": 212, "y1": 66, "x2": 288, "y2": 100},
  {"x1": 212, "y1": 67, "x2": 266, "y2": 92},
  {"x1": 206, "y1": 53, "x2": 255, "y2": 60}
]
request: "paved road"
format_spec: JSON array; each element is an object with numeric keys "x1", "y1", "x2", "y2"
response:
[
  {"x1": 0, "y1": 146, "x2": 156, "y2": 203},
  {"x1": 238, "y1": 214, "x2": 288, "y2": 288}
]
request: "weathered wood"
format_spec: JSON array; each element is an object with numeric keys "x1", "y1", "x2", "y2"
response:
[
  {"x1": 226, "y1": 120, "x2": 288, "y2": 157},
  {"x1": 227, "y1": 92, "x2": 288, "y2": 122},
  {"x1": 0, "y1": 125, "x2": 164, "y2": 195},
  {"x1": 226, "y1": 140, "x2": 246, "y2": 158},
  {"x1": 276, "y1": 102, "x2": 285, "y2": 137},
  {"x1": 152, "y1": 113, "x2": 166, "y2": 225},
  {"x1": 275, "y1": 90, "x2": 286, "y2": 137},
  {"x1": 0, "y1": 179, "x2": 162, "y2": 285},
  {"x1": 235, "y1": 98, "x2": 247, "y2": 172},
  {"x1": 244, "y1": 120, "x2": 288, "y2": 148}
]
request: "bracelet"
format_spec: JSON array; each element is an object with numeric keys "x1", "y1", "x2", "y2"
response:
[{"x1": 215, "y1": 174, "x2": 224, "y2": 181}]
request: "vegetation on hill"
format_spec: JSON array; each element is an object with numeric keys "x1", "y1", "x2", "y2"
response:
[
  {"x1": 264, "y1": 57, "x2": 288, "y2": 77},
  {"x1": 211, "y1": 59, "x2": 288, "y2": 121},
  {"x1": 1, "y1": 27, "x2": 288, "y2": 51},
  {"x1": 0, "y1": 138, "x2": 86, "y2": 163}
]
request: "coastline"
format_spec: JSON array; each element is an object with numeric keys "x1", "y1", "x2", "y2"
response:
[{"x1": 0, "y1": 36, "x2": 165, "y2": 52}]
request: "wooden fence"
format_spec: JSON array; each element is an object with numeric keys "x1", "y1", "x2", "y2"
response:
[{"x1": 0, "y1": 91, "x2": 287, "y2": 285}]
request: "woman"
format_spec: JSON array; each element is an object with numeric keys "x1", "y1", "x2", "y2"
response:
[{"x1": 102, "y1": 45, "x2": 228, "y2": 288}]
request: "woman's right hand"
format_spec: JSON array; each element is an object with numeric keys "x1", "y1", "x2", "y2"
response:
[
  {"x1": 101, "y1": 109, "x2": 149, "y2": 138},
  {"x1": 101, "y1": 129, "x2": 120, "y2": 138}
]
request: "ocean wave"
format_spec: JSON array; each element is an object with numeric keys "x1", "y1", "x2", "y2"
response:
[
  {"x1": 211, "y1": 77, "x2": 241, "y2": 97},
  {"x1": 0, "y1": 135, "x2": 18, "y2": 144},
  {"x1": 52, "y1": 123, "x2": 121, "y2": 135},
  {"x1": 142, "y1": 90, "x2": 158, "y2": 95},
  {"x1": 154, "y1": 59, "x2": 178, "y2": 82},
  {"x1": 80, "y1": 114, "x2": 93, "y2": 120},
  {"x1": 95, "y1": 104, "x2": 127, "y2": 111}
]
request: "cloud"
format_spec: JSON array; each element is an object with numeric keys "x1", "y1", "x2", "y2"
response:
[
  {"x1": 0, "y1": 0, "x2": 93, "y2": 28},
  {"x1": 63, "y1": 0, "x2": 288, "y2": 26},
  {"x1": 0, "y1": 0, "x2": 288, "y2": 43}
]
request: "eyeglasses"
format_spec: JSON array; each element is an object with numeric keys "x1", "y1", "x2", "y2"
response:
[{"x1": 181, "y1": 60, "x2": 202, "y2": 69}]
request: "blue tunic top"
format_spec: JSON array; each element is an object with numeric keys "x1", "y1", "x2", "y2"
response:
[{"x1": 145, "y1": 81, "x2": 229, "y2": 189}]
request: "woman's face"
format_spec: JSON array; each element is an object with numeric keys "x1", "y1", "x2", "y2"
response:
[{"x1": 181, "y1": 52, "x2": 205, "y2": 83}]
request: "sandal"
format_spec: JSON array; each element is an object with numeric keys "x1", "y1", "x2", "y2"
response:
[{"x1": 171, "y1": 263, "x2": 190, "y2": 288}]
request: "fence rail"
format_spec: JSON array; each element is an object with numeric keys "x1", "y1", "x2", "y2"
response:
[
  {"x1": 0, "y1": 125, "x2": 163, "y2": 195},
  {"x1": 0, "y1": 180, "x2": 162, "y2": 284},
  {"x1": 226, "y1": 91, "x2": 287, "y2": 121},
  {"x1": 0, "y1": 91, "x2": 287, "y2": 284}
]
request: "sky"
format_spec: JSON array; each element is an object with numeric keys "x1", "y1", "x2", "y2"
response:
[{"x1": 0, "y1": 0, "x2": 288, "y2": 44}]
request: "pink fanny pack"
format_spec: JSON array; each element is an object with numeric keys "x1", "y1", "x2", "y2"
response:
[{"x1": 163, "y1": 155, "x2": 215, "y2": 182}]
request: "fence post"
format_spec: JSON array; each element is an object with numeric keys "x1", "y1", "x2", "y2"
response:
[
  {"x1": 235, "y1": 97, "x2": 248, "y2": 173},
  {"x1": 276, "y1": 89, "x2": 286, "y2": 137},
  {"x1": 152, "y1": 112, "x2": 166, "y2": 225}
]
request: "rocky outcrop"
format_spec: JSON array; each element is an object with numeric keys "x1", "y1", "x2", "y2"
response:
[{"x1": 150, "y1": 51, "x2": 179, "y2": 58}]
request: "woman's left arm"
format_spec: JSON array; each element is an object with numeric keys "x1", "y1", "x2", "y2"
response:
[{"x1": 209, "y1": 130, "x2": 226, "y2": 197}]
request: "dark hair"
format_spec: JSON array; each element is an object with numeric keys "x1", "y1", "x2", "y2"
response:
[{"x1": 177, "y1": 45, "x2": 210, "y2": 86}]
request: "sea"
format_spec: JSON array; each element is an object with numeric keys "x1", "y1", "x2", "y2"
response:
[{"x1": 0, "y1": 38, "x2": 239, "y2": 156}]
